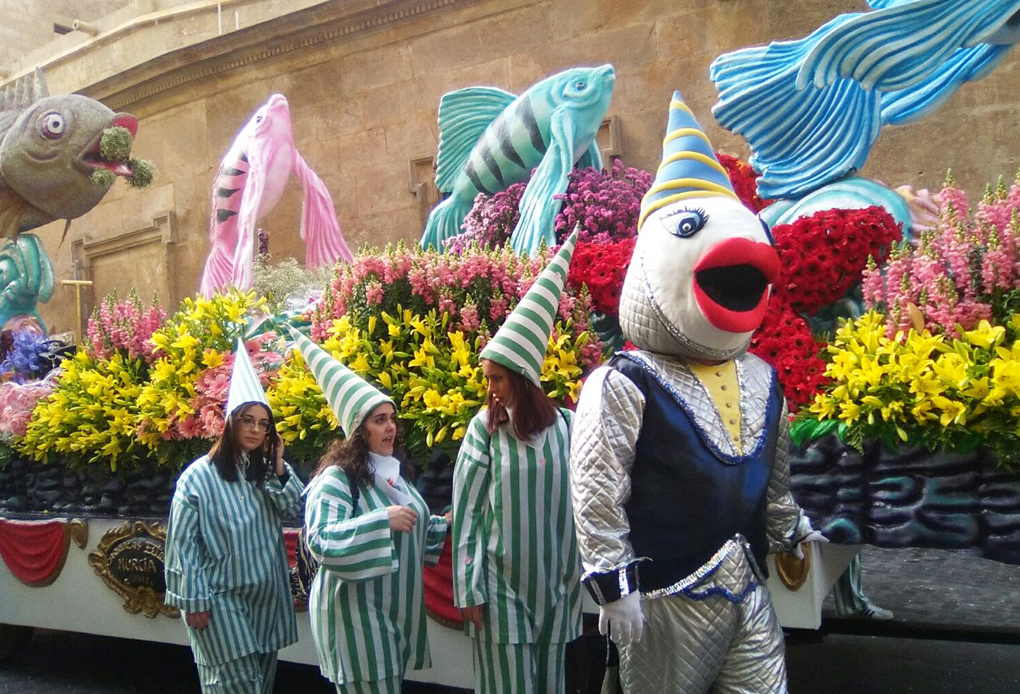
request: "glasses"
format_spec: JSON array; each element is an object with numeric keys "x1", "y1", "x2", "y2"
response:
[{"x1": 238, "y1": 414, "x2": 272, "y2": 432}]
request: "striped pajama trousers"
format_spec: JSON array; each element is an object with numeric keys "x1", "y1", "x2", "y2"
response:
[
  {"x1": 195, "y1": 651, "x2": 277, "y2": 693},
  {"x1": 335, "y1": 675, "x2": 402, "y2": 693},
  {"x1": 471, "y1": 629, "x2": 568, "y2": 694}
]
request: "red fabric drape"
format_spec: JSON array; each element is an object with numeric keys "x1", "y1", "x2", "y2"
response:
[
  {"x1": 283, "y1": 527, "x2": 300, "y2": 569},
  {"x1": 423, "y1": 534, "x2": 464, "y2": 629},
  {"x1": 0, "y1": 519, "x2": 71, "y2": 586}
]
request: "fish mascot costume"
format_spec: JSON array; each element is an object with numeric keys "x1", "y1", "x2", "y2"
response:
[{"x1": 569, "y1": 93, "x2": 825, "y2": 693}]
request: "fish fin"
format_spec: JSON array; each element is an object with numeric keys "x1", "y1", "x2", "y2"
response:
[
  {"x1": 0, "y1": 67, "x2": 48, "y2": 112},
  {"x1": 420, "y1": 195, "x2": 474, "y2": 251},
  {"x1": 711, "y1": 16, "x2": 881, "y2": 199},
  {"x1": 880, "y1": 43, "x2": 1013, "y2": 125},
  {"x1": 293, "y1": 150, "x2": 353, "y2": 267},
  {"x1": 798, "y1": 0, "x2": 1020, "y2": 92},
  {"x1": 510, "y1": 109, "x2": 574, "y2": 257},
  {"x1": 434, "y1": 86, "x2": 517, "y2": 193},
  {"x1": 59, "y1": 219, "x2": 72, "y2": 247},
  {"x1": 229, "y1": 157, "x2": 266, "y2": 291},
  {"x1": 574, "y1": 142, "x2": 604, "y2": 172}
]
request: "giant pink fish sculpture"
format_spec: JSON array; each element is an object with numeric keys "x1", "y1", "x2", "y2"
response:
[{"x1": 199, "y1": 94, "x2": 352, "y2": 296}]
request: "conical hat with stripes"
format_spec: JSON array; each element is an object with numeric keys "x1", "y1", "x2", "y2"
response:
[
  {"x1": 225, "y1": 337, "x2": 271, "y2": 417},
  {"x1": 286, "y1": 327, "x2": 394, "y2": 436},
  {"x1": 638, "y1": 91, "x2": 738, "y2": 231},
  {"x1": 480, "y1": 229, "x2": 578, "y2": 386}
]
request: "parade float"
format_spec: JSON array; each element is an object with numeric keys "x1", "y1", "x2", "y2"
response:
[{"x1": 0, "y1": 0, "x2": 1019, "y2": 690}]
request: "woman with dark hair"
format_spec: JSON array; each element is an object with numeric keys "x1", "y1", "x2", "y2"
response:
[
  {"x1": 452, "y1": 233, "x2": 582, "y2": 694},
  {"x1": 290, "y1": 329, "x2": 448, "y2": 694},
  {"x1": 164, "y1": 340, "x2": 303, "y2": 694}
]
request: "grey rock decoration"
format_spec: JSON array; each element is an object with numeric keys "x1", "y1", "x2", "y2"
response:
[
  {"x1": 791, "y1": 435, "x2": 1020, "y2": 565},
  {"x1": 420, "y1": 65, "x2": 616, "y2": 256}
]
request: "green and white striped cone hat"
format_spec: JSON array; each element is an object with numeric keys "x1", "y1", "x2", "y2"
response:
[
  {"x1": 480, "y1": 229, "x2": 578, "y2": 386},
  {"x1": 286, "y1": 326, "x2": 394, "y2": 436},
  {"x1": 225, "y1": 337, "x2": 270, "y2": 417}
]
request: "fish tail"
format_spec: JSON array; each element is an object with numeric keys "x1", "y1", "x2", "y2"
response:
[
  {"x1": 420, "y1": 195, "x2": 473, "y2": 251},
  {"x1": 293, "y1": 151, "x2": 353, "y2": 266}
]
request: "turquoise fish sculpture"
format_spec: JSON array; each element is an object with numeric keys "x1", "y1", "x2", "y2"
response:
[
  {"x1": 711, "y1": 0, "x2": 1019, "y2": 206},
  {"x1": 420, "y1": 65, "x2": 615, "y2": 256},
  {"x1": 0, "y1": 235, "x2": 53, "y2": 331}
]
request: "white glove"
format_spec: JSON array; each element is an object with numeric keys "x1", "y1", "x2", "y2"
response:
[
  {"x1": 793, "y1": 530, "x2": 829, "y2": 559},
  {"x1": 598, "y1": 591, "x2": 644, "y2": 647}
]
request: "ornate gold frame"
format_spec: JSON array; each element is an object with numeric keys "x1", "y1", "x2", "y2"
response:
[{"x1": 87, "y1": 520, "x2": 180, "y2": 619}]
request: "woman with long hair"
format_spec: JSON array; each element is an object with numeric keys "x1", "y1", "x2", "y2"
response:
[
  {"x1": 165, "y1": 340, "x2": 303, "y2": 693},
  {"x1": 452, "y1": 233, "x2": 582, "y2": 694},
  {"x1": 291, "y1": 329, "x2": 448, "y2": 694}
]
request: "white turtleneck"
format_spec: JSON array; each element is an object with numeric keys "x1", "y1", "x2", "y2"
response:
[{"x1": 368, "y1": 452, "x2": 412, "y2": 504}]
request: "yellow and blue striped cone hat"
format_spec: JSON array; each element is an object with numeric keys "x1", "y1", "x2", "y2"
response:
[
  {"x1": 480, "y1": 229, "x2": 578, "y2": 386},
  {"x1": 287, "y1": 327, "x2": 394, "y2": 436},
  {"x1": 638, "y1": 91, "x2": 739, "y2": 231},
  {"x1": 225, "y1": 337, "x2": 270, "y2": 417}
]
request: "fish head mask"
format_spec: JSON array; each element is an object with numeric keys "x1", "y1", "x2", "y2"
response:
[
  {"x1": 620, "y1": 195, "x2": 778, "y2": 360},
  {"x1": 619, "y1": 90, "x2": 779, "y2": 361},
  {"x1": 0, "y1": 94, "x2": 138, "y2": 220},
  {"x1": 549, "y1": 64, "x2": 616, "y2": 135}
]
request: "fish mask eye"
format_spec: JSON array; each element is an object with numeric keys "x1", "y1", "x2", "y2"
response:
[
  {"x1": 39, "y1": 112, "x2": 66, "y2": 139},
  {"x1": 664, "y1": 208, "x2": 708, "y2": 238}
]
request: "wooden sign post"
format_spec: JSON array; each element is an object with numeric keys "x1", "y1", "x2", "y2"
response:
[{"x1": 61, "y1": 279, "x2": 93, "y2": 346}]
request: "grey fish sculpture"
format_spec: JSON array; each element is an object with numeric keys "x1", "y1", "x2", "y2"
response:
[
  {"x1": 0, "y1": 69, "x2": 145, "y2": 239},
  {"x1": 421, "y1": 65, "x2": 615, "y2": 256}
]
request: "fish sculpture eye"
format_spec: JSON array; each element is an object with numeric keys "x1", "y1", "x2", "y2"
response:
[
  {"x1": 574, "y1": 80, "x2": 587, "y2": 90},
  {"x1": 665, "y1": 208, "x2": 708, "y2": 238},
  {"x1": 39, "y1": 111, "x2": 66, "y2": 139},
  {"x1": 255, "y1": 114, "x2": 264, "y2": 124}
]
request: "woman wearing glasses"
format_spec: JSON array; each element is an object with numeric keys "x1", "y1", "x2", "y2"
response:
[{"x1": 165, "y1": 341, "x2": 304, "y2": 694}]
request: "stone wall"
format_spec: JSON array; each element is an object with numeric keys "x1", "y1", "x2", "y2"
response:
[
  {"x1": 6, "y1": 0, "x2": 1018, "y2": 336},
  {"x1": 0, "y1": 0, "x2": 130, "y2": 72}
]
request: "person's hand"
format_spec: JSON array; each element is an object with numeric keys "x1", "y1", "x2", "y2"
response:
[
  {"x1": 793, "y1": 530, "x2": 829, "y2": 560},
  {"x1": 598, "y1": 591, "x2": 644, "y2": 647},
  {"x1": 461, "y1": 604, "x2": 485, "y2": 630},
  {"x1": 387, "y1": 505, "x2": 417, "y2": 533},
  {"x1": 273, "y1": 432, "x2": 286, "y2": 477},
  {"x1": 185, "y1": 610, "x2": 211, "y2": 630},
  {"x1": 443, "y1": 510, "x2": 453, "y2": 524}
]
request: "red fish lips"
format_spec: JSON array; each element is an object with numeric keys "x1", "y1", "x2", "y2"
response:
[
  {"x1": 693, "y1": 238, "x2": 780, "y2": 333},
  {"x1": 78, "y1": 113, "x2": 138, "y2": 177}
]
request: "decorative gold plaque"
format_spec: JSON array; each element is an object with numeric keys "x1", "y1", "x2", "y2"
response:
[
  {"x1": 774, "y1": 544, "x2": 811, "y2": 592},
  {"x1": 87, "y1": 521, "x2": 179, "y2": 619}
]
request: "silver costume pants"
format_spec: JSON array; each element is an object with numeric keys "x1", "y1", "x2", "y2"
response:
[{"x1": 618, "y1": 584, "x2": 788, "y2": 694}]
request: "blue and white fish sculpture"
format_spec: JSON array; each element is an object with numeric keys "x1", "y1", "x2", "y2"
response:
[
  {"x1": 420, "y1": 65, "x2": 615, "y2": 256},
  {"x1": 711, "y1": 0, "x2": 1020, "y2": 202}
]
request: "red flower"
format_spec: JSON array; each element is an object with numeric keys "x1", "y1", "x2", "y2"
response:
[{"x1": 567, "y1": 238, "x2": 637, "y2": 317}]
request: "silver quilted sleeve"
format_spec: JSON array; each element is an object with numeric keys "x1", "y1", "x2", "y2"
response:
[
  {"x1": 569, "y1": 366, "x2": 646, "y2": 577},
  {"x1": 766, "y1": 399, "x2": 812, "y2": 552}
]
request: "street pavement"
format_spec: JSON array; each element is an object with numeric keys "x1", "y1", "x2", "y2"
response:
[{"x1": 0, "y1": 547, "x2": 1017, "y2": 693}]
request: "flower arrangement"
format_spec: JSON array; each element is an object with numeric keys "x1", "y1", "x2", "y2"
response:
[
  {"x1": 252, "y1": 254, "x2": 332, "y2": 316},
  {"x1": 794, "y1": 311, "x2": 1020, "y2": 475},
  {"x1": 862, "y1": 170, "x2": 1020, "y2": 337},
  {"x1": 0, "y1": 330, "x2": 56, "y2": 383},
  {"x1": 444, "y1": 160, "x2": 651, "y2": 253},
  {"x1": 566, "y1": 238, "x2": 636, "y2": 317},
  {"x1": 0, "y1": 379, "x2": 54, "y2": 437},
  {"x1": 85, "y1": 290, "x2": 165, "y2": 362},
  {"x1": 312, "y1": 243, "x2": 598, "y2": 352},
  {"x1": 749, "y1": 298, "x2": 829, "y2": 410},
  {"x1": 19, "y1": 351, "x2": 149, "y2": 470},
  {"x1": 137, "y1": 290, "x2": 284, "y2": 467},
  {"x1": 718, "y1": 153, "x2": 772, "y2": 213},
  {"x1": 273, "y1": 309, "x2": 592, "y2": 465},
  {"x1": 288, "y1": 244, "x2": 602, "y2": 464}
]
